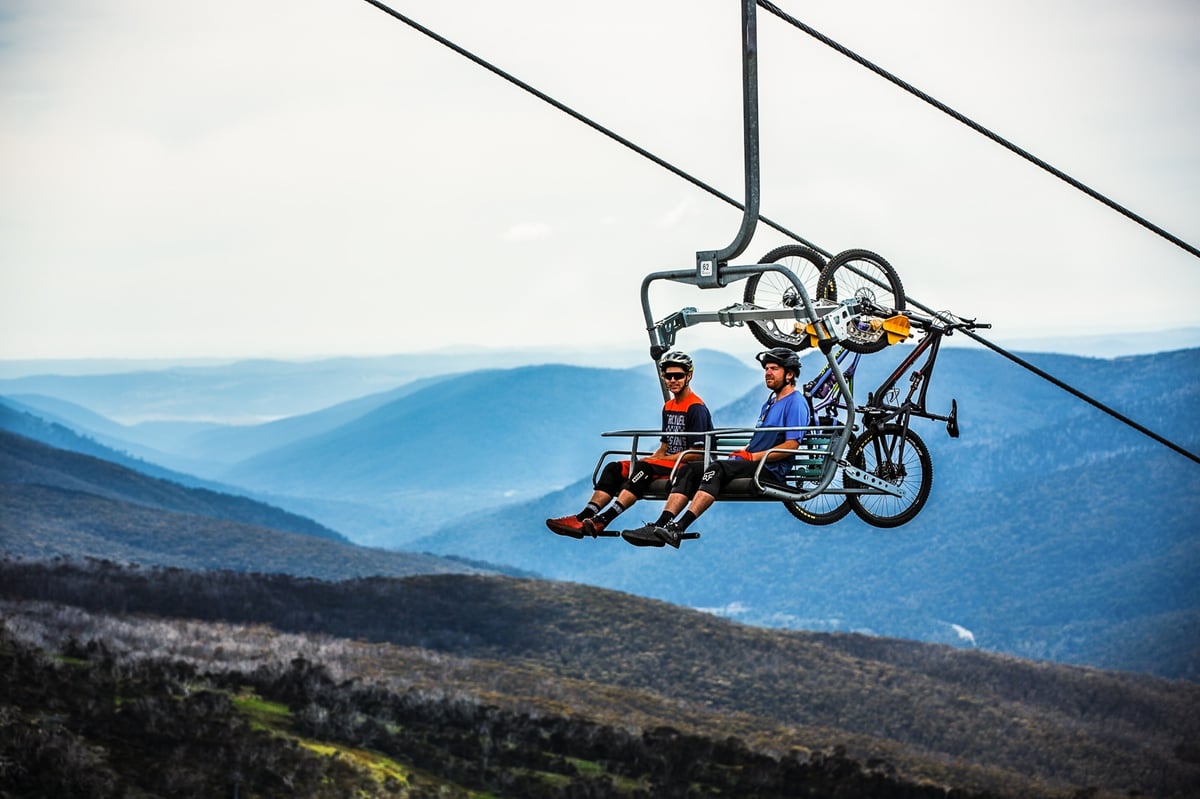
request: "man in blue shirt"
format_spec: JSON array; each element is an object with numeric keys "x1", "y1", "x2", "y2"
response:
[{"x1": 622, "y1": 347, "x2": 808, "y2": 548}]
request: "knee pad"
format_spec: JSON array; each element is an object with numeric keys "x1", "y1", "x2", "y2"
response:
[
  {"x1": 670, "y1": 462, "x2": 703, "y2": 496},
  {"x1": 596, "y1": 460, "x2": 628, "y2": 494}
]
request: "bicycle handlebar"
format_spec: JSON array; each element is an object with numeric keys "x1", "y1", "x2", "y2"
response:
[{"x1": 900, "y1": 308, "x2": 989, "y2": 335}]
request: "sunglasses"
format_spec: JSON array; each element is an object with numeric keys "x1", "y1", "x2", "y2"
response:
[{"x1": 663, "y1": 372, "x2": 688, "y2": 381}]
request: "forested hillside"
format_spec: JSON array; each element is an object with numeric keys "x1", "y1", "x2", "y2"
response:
[
  {"x1": 0, "y1": 621, "x2": 985, "y2": 799},
  {"x1": 3, "y1": 558, "x2": 1198, "y2": 798}
]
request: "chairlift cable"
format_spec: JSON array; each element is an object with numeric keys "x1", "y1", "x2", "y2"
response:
[
  {"x1": 902, "y1": 298, "x2": 1200, "y2": 466},
  {"x1": 358, "y1": 0, "x2": 831, "y2": 256},
  {"x1": 357, "y1": 0, "x2": 828, "y2": 255},
  {"x1": 358, "y1": 0, "x2": 1198, "y2": 465},
  {"x1": 756, "y1": 0, "x2": 1200, "y2": 262}
]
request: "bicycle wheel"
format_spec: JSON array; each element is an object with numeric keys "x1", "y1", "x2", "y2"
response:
[
  {"x1": 845, "y1": 424, "x2": 932, "y2": 528},
  {"x1": 783, "y1": 473, "x2": 852, "y2": 526},
  {"x1": 816, "y1": 249, "x2": 906, "y2": 354},
  {"x1": 743, "y1": 245, "x2": 827, "y2": 350}
]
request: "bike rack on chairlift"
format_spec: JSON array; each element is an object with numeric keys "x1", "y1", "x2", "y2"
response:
[{"x1": 632, "y1": 0, "x2": 900, "y2": 502}]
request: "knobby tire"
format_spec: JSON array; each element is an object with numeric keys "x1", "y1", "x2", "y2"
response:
[{"x1": 845, "y1": 424, "x2": 932, "y2": 528}]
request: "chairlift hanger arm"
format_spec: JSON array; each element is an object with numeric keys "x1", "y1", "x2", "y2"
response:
[{"x1": 696, "y1": 0, "x2": 762, "y2": 285}]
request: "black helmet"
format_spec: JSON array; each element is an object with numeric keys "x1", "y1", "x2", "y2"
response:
[
  {"x1": 756, "y1": 347, "x2": 801, "y2": 375},
  {"x1": 658, "y1": 350, "x2": 695, "y2": 375}
]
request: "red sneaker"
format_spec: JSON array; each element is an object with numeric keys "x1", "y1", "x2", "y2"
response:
[
  {"x1": 546, "y1": 515, "x2": 585, "y2": 539},
  {"x1": 581, "y1": 517, "x2": 607, "y2": 537}
]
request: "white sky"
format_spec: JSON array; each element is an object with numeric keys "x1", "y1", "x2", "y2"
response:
[{"x1": 2, "y1": 0, "x2": 1198, "y2": 361}]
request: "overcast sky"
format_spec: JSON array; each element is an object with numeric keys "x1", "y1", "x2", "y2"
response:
[{"x1": 2, "y1": 0, "x2": 1197, "y2": 363}]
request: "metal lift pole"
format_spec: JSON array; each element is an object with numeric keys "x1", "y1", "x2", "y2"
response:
[{"x1": 695, "y1": 0, "x2": 760, "y2": 288}]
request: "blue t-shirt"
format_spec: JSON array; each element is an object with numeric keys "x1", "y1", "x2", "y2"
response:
[{"x1": 746, "y1": 390, "x2": 809, "y2": 481}]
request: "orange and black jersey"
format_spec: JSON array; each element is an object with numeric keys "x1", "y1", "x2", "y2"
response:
[{"x1": 642, "y1": 392, "x2": 713, "y2": 467}]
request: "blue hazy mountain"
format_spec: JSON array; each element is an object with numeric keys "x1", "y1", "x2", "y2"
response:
[
  {"x1": 1, "y1": 394, "x2": 222, "y2": 474},
  {"x1": 0, "y1": 427, "x2": 348, "y2": 544},
  {"x1": 0, "y1": 430, "x2": 500, "y2": 580},
  {"x1": 0, "y1": 350, "x2": 649, "y2": 423},
  {"x1": 0, "y1": 355, "x2": 477, "y2": 424},
  {"x1": 169, "y1": 373, "x2": 459, "y2": 465},
  {"x1": 211, "y1": 351, "x2": 758, "y2": 541},
  {"x1": 6, "y1": 375, "x2": 466, "y2": 476},
  {"x1": 0, "y1": 398, "x2": 238, "y2": 492},
  {"x1": 221, "y1": 364, "x2": 672, "y2": 502},
  {"x1": 0, "y1": 396, "x2": 419, "y2": 549}
]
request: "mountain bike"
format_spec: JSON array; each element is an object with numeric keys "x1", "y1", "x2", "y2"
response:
[
  {"x1": 632, "y1": 240, "x2": 981, "y2": 530},
  {"x1": 789, "y1": 308, "x2": 989, "y2": 528},
  {"x1": 743, "y1": 245, "x2": 907, "y2": 355}
]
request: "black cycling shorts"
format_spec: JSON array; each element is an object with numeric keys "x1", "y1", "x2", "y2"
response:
[
  {"x1": 671, "y1": 458, "x2": 758, "y2": 498},
  {"x1": 596, "y1": 459, "x2": 673, "y2": 498}
]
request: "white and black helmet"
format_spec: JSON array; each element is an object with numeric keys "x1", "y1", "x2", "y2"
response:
[{"x1": 658, "y1": 350, "x2": 695, "y2": 375}]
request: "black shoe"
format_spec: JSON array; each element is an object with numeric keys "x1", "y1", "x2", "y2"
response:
[
  {"x1": 581, "y1": 517, "x2": 609, "y2": 537},
  {"x1": 621, "y1": 523, "x2": 667, "y2": 547},
  {"x1": 656, "y1": 523, "x2": 683, "y2": 549}
]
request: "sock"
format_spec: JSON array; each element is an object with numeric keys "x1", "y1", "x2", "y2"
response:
[
  {"x1": 577, "y1": 502, "x2": 602, "y2": 521},
  {"x1": 655, "y1": 510, "x2": 674, "y2": 526},
  {"x1": 674, "y1": 510, "x2": 697, "y2": 531},
  {"x1": 597, "y1": 501, "x2": 625, "y2": 525}
]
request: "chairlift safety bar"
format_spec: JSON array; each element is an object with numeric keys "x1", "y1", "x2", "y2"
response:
[{"x1": 598, "y1": 426, "x2": 903, "y2": 501}]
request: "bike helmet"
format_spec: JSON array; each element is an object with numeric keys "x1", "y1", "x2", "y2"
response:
[
  {"x1": 756, "y1": 347, "x2": 801, "y2": 376},
  {"x1": 658, "y1": 350, "x2": 695, "y2": 375}
]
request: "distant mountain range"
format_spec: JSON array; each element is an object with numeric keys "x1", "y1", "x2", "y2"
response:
[
  {"x1": 0, "y1": 429, "x2": 497, "y2": 580},
  {"x1": 2, "y1": 345, "x2": 1197, "y2": 680},
  {"x1": 0, "y1": 349, "x2": 657, "y2": 422}
]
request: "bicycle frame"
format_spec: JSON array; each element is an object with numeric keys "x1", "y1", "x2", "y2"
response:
[
  {"x1": 844, "y1": 313, "x2": 980, "y2": 494},
  {"x1": 862, "y1": 314, "x2": 962, "y2": 438},
  {"x1": 803, "y1": 346, "x2": 860, "y2": 425}
]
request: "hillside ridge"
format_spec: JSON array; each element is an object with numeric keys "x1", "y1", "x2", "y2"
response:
[
  {"x1": 3, "y1": 557, "x2": 1198, "y2": 799},
  {"x1": 0, "y1": 430, "x2": 504, "y2": 580},
  {"x1": 0, "y1": 427, "x2": 345, "y2": 541}
]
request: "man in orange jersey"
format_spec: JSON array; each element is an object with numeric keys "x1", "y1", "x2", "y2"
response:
[{"x1": 546, "y1": 350, "x2": 713, "y2": 538}]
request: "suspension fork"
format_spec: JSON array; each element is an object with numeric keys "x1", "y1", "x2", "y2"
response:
[{"x1": 862, "y1": 410, "x2": 911, "y2": 476}]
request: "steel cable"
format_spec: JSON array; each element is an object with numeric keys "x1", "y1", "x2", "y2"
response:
[{"x1": 756, "y1": 0, "x2": 1200, "y2": 261}]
